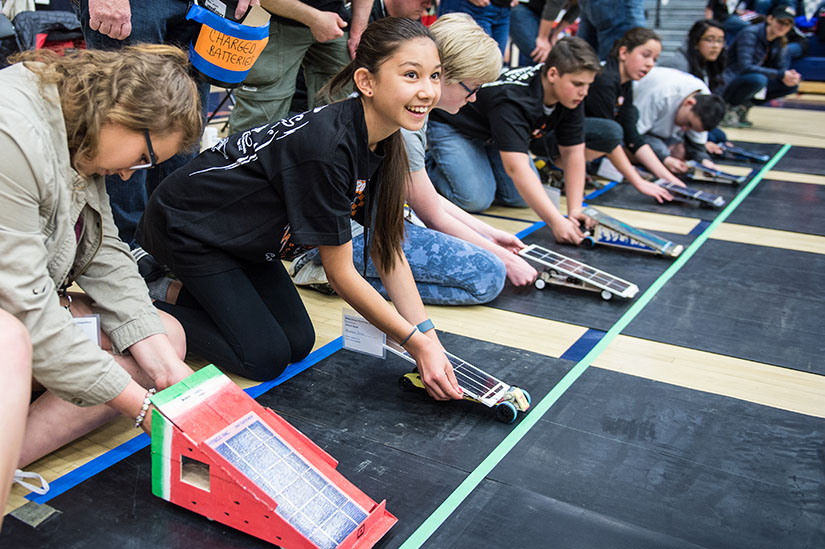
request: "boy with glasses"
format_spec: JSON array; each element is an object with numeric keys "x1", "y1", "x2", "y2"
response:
[{"x1": 426, "y1": 36, "x2": 601, "y2": 245}]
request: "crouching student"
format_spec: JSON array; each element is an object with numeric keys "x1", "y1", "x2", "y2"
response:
[
  {"x1": 426, "y1": 37, "x2": 602, "y2": 245},
  {"x1": 292, "y1": 13, "x2": 538, "y2": 303},
  {"x1": 0, "y1": 45, "x2": 200, "y2": 469},
  {"x1": 139, "y1": 18, "x2": 463, "y2": 401},
  {"x1": 630, "y1": 66, "x2": 726, "y2": 174},
  {"x1": 721, "y1": 4, "x2": 800, "y2": 128},
  {"x1": 584, "y1": 27, "x2": 680, "y2": 203}
]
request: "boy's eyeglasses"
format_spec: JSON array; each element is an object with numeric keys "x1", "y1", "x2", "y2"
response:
[
  {"x1": 128, "y1": 129, "x2": 157, "y2": 171},
  {"x1": 459, "y1": 81, "x2": 482, "y2": 99}
]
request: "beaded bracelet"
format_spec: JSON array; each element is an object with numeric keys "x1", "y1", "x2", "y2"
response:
[
  {"x1": 134, "y1": 388, "x2": 157, "y2": 428},
  {"x1": 416, "y1": 319, "x2": 435, "y2": 333},
  {"x1": 399, "y1": 326, "x2": 418, "y2": 347}
]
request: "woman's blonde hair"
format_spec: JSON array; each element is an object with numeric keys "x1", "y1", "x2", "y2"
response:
[
  {"x1": 12, "y1": 44, "x2": 202, "y2": 166},
  {"x1": 429, "y1": 13, "x2": 502, "y2": 84}
]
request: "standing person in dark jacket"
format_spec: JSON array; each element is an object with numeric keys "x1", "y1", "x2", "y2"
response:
[{"x1": 721, "y1": 4, "x2": 800, "y2": 127}]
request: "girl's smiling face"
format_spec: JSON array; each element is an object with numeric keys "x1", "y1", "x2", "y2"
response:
[
  {"x1": 357, "y1": 37, "x2": 442, "y2": 141},
  {"x1": 619, "y1": 39, "x2": 661, "y2": 82}
]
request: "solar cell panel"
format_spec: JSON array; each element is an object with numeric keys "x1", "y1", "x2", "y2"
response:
[{"x1": 208, "y1": 415, "x2": 367, "y2": 548}]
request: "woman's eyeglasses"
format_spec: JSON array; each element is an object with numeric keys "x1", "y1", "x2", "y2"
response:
[
  {"x1": 700, "y1": 37, "x2": 725, "y2": 45},
  {"x1": 128, "y1": 129, "x2": 157, "y2": 171},
  {"x1": 459, "y1": 81, "x2": 482, "y2": 99}
]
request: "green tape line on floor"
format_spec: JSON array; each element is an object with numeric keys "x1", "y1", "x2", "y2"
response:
[{"x1": 399, "y1": 144, "x2": 792, "y2": 549}]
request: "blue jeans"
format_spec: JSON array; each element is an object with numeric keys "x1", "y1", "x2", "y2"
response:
[
  {"x1": 74, "y1": 0, "x2": 209, "y2": 247},
  {"x1": 722, "y1": 72, "x2": 798, "y2": 106},
  {"x1": 438, "y1": 0, "x2": 511, "y2": 54},
  {"x1": 509, "y1": 4, "x2": 540, "y2": 66},
  {"x1": 426, "y1": 119, "x2": 532, "y2": 212},
  {"x1": 577, "y1": 0, "x2": 645, "y2": 60},
  {"x1": 302, "y1": 223, "x2": 507, "y2": 305}
]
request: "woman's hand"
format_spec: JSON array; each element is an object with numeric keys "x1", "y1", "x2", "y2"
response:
[{"x1": 405, "y1": 331, "x2": 462, "y2": 401}]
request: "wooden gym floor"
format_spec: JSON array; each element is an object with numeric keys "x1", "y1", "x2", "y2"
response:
[{"x1": 3, "y1": 95, "x2": 825, "y2": 547}]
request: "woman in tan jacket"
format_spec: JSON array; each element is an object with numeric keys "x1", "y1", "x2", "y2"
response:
[{"x1": 0, "y1": 45, "x2": 202, "y2": 477}]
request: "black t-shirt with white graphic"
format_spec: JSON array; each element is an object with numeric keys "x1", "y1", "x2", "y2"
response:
[
  {"x1": 429, "y1": 64, "x2": 585, "y2": 153},
  {"x1": 139, "y1": 98, "x2": 383, "y2": 276},
  {"x1": 584, "y1": 57, "x2": 644, "y2": 152}
]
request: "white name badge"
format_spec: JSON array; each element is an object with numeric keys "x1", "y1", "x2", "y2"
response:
[
  {"x1": 342, "y1": 309, "x2": 386, "y2": 358},
  {"x1": 73, "y1": 315, "x2": 101, "y2": 347}
]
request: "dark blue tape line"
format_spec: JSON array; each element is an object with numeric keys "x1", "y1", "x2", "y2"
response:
[
  {"x1": 689, "y1": 220, "x2": 711, "y2": 237},
  {"x1": 27, "y1": 434, "x2": 150, "y2": 504},
  {"x1": 475, "y1": 212, "x2": 541, "y2": 224},
  {"x1": 245, "y1": 337, "x2": 343, "y2": 399},
  {"x1": 27, "y1": 337, "x2": 345, "y2": 503},
  {"x1": 515, "y1": 220, "x2": 547, "y2": 239},
  {"x1": 584, "y1": 180, "x2": 619, "y2": 200},
  {"x1": 560, "y1": 328, "x2": 607, "y2": 362}
]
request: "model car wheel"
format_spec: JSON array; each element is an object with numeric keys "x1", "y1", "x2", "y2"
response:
[
  {"x1": 398, "y1": 375, "x2": 416, "y2": 392},
  {"x1": 495, "y1": 401, "x2": 518, "y2": 424},
  {"x1": 600, "y1": 290, "x2": 613, "y2": 301}
]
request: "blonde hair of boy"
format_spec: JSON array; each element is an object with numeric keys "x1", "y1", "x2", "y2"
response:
[{"x1": 429, "y1": 13, "x2": 502, "y2": 84}]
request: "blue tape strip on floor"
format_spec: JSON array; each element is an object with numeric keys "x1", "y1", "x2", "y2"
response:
[
  {"x1": 27, "y1": 433, "x2": 150, "y2": 504},
  {"x1": 560, "y1": 328, "x2": 607, "y2": 362},
  {"x1": 26, "y1": 336, "x2": 345, "y2": 504},
  {"x1": 584, "y1": 180, "x2": 618, "y2": 200},
  {"x1": 245, "y1": 337, "x2": 343, "y2": 399},
  {"x1": 515, "y1": 220, "x2": 546, "y2": 239},
  {"x1": 689, "y1": 220, "x2": 711, "y2": 236}
]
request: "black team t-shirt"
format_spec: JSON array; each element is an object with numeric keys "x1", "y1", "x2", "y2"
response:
[
  {"x1": 139, "y1": 98, "x2": 383, "y2": 276},
  {"x1": 584, "y1": 57, "x2": 644, "y2": 153},
  {"x1": 429, "y1": 64, "x2": 585, "y2": 153}
]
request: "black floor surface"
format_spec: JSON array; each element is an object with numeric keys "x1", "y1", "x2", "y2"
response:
[
  {"x1": 713, "y1": 141, "x2": 782, "y2": 168},
  {"x1": 489, "y1": 226, "x2": 692, "y2": 330},
  {"x1": 717, "y1": 142, "x2": 825, "y2": 176},
  {"x1": 5, "y1": 336, "x2": 823, "y2": 548},
  {"x1": 427, "y1": 367, "x2": 825, "y2": 548},
  {"x1": 625, "y1": 239, "x2": 825, "y2": 375},
  {"x1": 725, "y1": 178, "x2": 825, "y2": 235},
  {"x1": 586, "y1": 179, "x2": 742, "y2": 221}
]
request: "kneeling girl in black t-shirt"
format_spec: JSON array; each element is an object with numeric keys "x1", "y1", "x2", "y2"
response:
[{"x1": 139, "y1": 18, "x2": 462, "y2": 401}]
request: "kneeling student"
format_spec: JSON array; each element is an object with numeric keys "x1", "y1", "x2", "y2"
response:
[
  {"x1": 293, "y1": 13, "x2": 538, "y2": 302},
  {"x1": 631, "y1": 66, "x2": 726, "y2": 174},
  {"x1": 426, "y1": 37, "x2": 601, "y2": 245},
  {"x1": 139, "y1": 18, "x2": 463, "y2": 401}
]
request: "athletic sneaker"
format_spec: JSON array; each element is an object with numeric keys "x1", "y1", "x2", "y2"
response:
[
  {"x1": 736, "y1": 104, "x2": 753, "y2": 127},
  {"x1": 721, "y1": 105, "x2": 742, "y2": 128},
  {"x1": 290, "y1": 252, "x2": 335, "y2": 295}
]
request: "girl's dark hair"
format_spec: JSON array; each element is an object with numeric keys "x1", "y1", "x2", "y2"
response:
[
  {"x1": 687, "y1": 19, "x2": 727, "y2": 92},
  {"x1": 609, "y1": 27, "x2": 661, "y2": 60},
  {"x1": 321, "y1": 17, "x2": 436, "y2": 270}
]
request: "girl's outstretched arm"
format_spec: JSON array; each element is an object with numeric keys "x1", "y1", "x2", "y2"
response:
[{"x1": 318, "y1": 243, "x2": 462, "y2": 401}]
